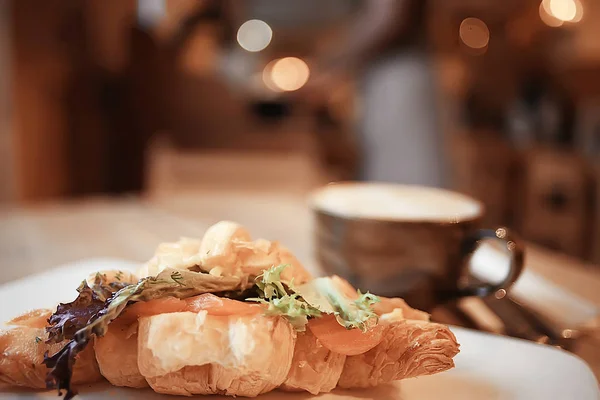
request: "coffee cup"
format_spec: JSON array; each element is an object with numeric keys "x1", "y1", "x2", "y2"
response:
[{"x1": 310, "y1": 182, "x2": 524, "y2": 310}]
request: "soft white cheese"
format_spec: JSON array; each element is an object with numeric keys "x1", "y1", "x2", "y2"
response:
[
  {"x1": 229, "y1": 318, "x2": 254, "y2": 363},
  {"x1": 145, "y1": 312, "x2": 275, "y2": 375}
]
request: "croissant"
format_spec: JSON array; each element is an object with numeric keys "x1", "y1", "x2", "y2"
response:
[
  {"x1": 0, "y1": 221, "x2": 460, "y2": 398},
  {"x1": 137, "y1": 312, "x2": 296, "y2": 397},
  {"x1": 338, "y1": 319, "x2": 459, "y2": 388},
  {"x1": 281, "y1": 328, "x2": 346, "y2": 394},
  {"x1": 1, "y1": 300, "x2": 459, "y2": 397},
  {"x1": 0, "y1": 317, "x2": 102, "y2": 389},
  {"x1": 93, "y1": 319, "x2": 148, "y2": 388}
]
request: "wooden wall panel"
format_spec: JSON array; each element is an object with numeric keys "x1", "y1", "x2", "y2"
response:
[
  {"x1": 10, "y1": 0, "x2": 136, "y2": 201},
  {"x1": 11, "y1": 0, "x2": 76, "y2": 201},
  {"x1": 0, "y1": 0, "x2": 15, "y2": 203}
]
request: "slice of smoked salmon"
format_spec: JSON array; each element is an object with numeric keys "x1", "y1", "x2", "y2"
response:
[
  {"x1": 184, "y1": 294, "x2": 263, "y2": 316},
  {"x1": 120, "y1": 297, "x2": 187, "y2": 323},
  {"x1": 119, "y1": 294, "x2": 262, "y2": 323},
  {"x1": 308, "y1": 314, "x2": 384, "y2": 356}
]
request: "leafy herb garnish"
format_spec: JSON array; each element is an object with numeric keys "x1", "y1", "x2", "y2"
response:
[
  {"x1": 170, "y1": 271, "x2": 185, "y2": 286},
  {"x1": 44, "y1": 268, "x2": 244, "y2": 399},
  {"x1": 247, "y1": 265, "x2": 321, "y2": 331}
]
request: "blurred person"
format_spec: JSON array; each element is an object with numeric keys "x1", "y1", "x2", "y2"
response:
[{"x1": 305, "y1": 0, "x2": 445, "y2": 187}]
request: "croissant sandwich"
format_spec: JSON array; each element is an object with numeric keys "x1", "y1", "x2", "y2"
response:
[{"x1": 0, "y1": 221, "x2": 459, "y2": 399}]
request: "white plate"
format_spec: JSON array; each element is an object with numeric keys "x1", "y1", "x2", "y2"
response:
[{"x1": 1, "y1": 259, "x2": 598, "y2": 400}]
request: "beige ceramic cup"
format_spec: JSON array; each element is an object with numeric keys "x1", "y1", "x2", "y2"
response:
[{"x1": 310, "y1": 183, "x2": 524, "y2": 310}]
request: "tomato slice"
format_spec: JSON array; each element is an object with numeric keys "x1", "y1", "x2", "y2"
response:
[{"x1": 307, "y1": 314, "x2": 384, "y2": 356}]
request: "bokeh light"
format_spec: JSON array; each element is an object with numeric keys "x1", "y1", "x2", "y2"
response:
[
  {"x1": 459, "y1": 18, "x2": 490, "y2": 51},
  {"x1": 541, "y1": 0, "x2": 583, "y2": 23},
  {"x1": 539, "y1": 1, "x2": 564, "y2": 27},
  {"x1": 236, "y1": 20, "x2": 273, "y2": 52},
  {"x1": 548, "y1": 0, "x2": 576, "y2": 21},
  {"x1": 263, "y1": 57, "x2": 310, "y2": 92},
  {"x1": 571, "y1": 0, "x2": 584, "y2": 22}
]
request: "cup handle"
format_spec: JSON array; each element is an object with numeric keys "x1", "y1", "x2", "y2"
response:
[{"x1": 457, "y1": 227, "x2": 525, "y2": 298}]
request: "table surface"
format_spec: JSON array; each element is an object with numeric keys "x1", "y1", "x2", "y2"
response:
[{"x1": 1, "y1": 191, "x2": 599, "y2": 378}]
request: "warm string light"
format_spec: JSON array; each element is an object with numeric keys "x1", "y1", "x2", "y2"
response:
[
  {"x1": 236, "y1": 20, "x2": 272, "y2": 52},
  {"x1": 263, "y1": 57, "x2": 310, "y2": 92}
]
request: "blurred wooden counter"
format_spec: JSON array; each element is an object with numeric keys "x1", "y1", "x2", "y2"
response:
[
  {"x1": 0, "y1": 191, "x2": 599, "y2": 377},
  {"x1": 3, "y1": 192, "x2": 599, "y2": 293},
  {"x1": 0, "y1": 192, "x2": 316, "y2": 283}
]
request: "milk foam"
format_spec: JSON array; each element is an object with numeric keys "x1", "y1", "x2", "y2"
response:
[{"x1": 311, "y1": 183, "x2": 482, "y2": 222}]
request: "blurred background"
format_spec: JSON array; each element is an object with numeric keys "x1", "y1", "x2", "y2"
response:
[{"x1": 0, "y1": 0, "x2": 599, "y2": 263}]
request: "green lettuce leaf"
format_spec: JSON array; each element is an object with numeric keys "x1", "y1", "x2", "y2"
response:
[
  {"x1": 295, "y1": 277, "x2": 380, "y2": 332},
  {"x1": 247, "y1": 265, "x2": 380, "y2": 332}
]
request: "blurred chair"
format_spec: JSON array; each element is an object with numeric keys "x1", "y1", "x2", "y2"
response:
[{"x1": 518, "y1": 147, "x2": 594, "y2": 259}]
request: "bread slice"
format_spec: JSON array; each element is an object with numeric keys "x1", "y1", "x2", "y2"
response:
[
  {"x1": 338, "y1": 319, "x2": 460, "y2": 388},
  {"x1": 280, "y1": 329, "x2": 346, "y2": 395},
  {"x1": 94, "y1": 319, "x2": 148, "y2": 388},
  {"x1": 137, "y1": 311, "x2": 295, "y2": 397}
]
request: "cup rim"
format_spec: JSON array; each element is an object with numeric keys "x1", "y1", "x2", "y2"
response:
[{"x1": 309, "y1": 182, "x2": 485, "y2": 224}]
